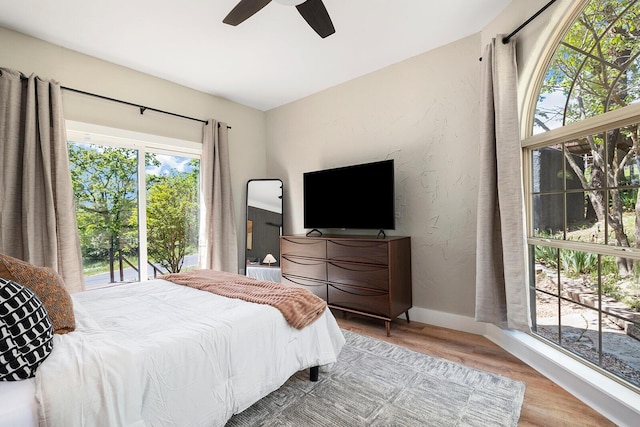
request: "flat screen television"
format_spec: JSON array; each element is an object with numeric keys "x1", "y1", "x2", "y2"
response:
[{"x1": 303, "y1": 159, "x2": 395, "y2": 230}]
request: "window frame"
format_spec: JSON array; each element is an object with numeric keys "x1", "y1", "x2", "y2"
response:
[
  {"x1": 66, "y1": 120, "x2": 201, "y2": 284},
  {"x1": 524, "y1": 101, "x2": 640, "y2": 261},
  {"x1": 522, "y1": 0, "x2": 640, "y2": 391}
]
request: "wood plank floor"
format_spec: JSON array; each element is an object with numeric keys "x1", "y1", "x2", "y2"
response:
[{"x1": 334, "y1": 311, "x2": 615, "y2": 427}]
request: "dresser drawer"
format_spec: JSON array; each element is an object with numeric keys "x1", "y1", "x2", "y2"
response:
[
  {"x1": 327, "y1": 261, "x2": 389, "y2": 291},
  {"x1": 280, "y1": 234, "x2": 411, "y2": 336},
  {"x1": 327, "y1": 239, "x2": 388, "y2": 265},
  {"x1": 281, "y1": 274, "x2": 327, "y2": 300},
  {"x1": 281, "y1": 255, "x2": 327, "y2": 281},
  {"x1": 281, "y1": 236, "x2": 326, "y2": 258},
  {"x1": 328, "y1": 284, "x2": 389, "y2": 317}
]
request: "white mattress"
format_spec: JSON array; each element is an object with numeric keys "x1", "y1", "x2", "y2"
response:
[{"x1": 0, "y1": 278, "x2": 344, "y2": 427}]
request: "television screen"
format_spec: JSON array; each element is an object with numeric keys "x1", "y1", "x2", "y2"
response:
[{"x1": 303, "y1": 159, "x2": 395, "y2": 230}]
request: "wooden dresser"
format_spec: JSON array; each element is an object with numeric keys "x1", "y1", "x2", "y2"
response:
[{"x1": 280, "y1": 235, "x2": 411, "y2": 336}]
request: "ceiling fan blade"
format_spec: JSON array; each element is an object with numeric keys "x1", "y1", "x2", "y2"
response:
[
  {"x1": 223, "y1": 0, "x2": 272, "y2": 26},
  {"x1": 296, "y1": 0, "x2": 335, "y2": 38}
]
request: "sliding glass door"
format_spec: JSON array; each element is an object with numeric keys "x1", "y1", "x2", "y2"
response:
[{"x1": 67, "y1": 124, "x2": 201, "y2": 288}]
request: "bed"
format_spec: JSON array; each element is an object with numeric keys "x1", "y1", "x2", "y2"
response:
[
  {"x1": 0, "y1": 272, "x2": 345, "y2": 427},
  {"x1": 245, "y1": 265, "x2": 281, "y2": 282}
]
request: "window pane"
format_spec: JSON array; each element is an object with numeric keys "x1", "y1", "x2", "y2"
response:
[
  {"x1": 610, "y1": 55, "x2": 640, "y2": 110},
  {"x1": 562, "y1": 191, "x2": 603, "y2": 242},
  {"x1": 534, "y1": 69, "x2": 571, "y2": 134},
  {"x1": 602, "y1": 328, "x2": 640, "y2": 388},
  {"x1": 560, "y1": 300, "x2": 601, "y2": 365},
  {"x1": 599, "y1": 257, "x2": 640, "y2": 387},
  {"x1": 534, "y1": 291, "x2": 560, "y2": 344},
  {"x1": 533, "y1": 0, "x2": 640, "y2": 134},
  {"x1": 69, "y1": 142, "x2": 140, "y2": 287},
  {"x1": 566, "y1": 57, "x2": 620, "y2": 124},
  {"x1": 534, "y1": 245, "x2": 559, "y2": 287},
  {"x1": 532, "y1": 145, "x2": 566, "y2": 192},
  {"x1": 533, "y1": 193, "x2": 564, "y2": 238},
  {"x1": 532, "y1": 250, "x2": 561, "y2": 342},
  {"x1": 145, "y1": 154, "x2": 200, "y2": 275},
  {"x1": 559, "y1": 248, "x2": 598, "y2": 281},
  {"x1": 557, "y1": 250, "x2": 600, "y2": 365},
  {"x1": 607, "y1": 189, "x2": 638, "y2": 249}
]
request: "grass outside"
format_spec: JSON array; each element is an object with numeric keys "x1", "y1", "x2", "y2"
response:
[{"x1": 562, "y1": 211, "x2": 636, "y2": 245}]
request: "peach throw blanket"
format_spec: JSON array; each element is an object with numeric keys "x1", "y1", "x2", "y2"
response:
[{"x1": 161, "y1": 269, "x2": 326, "y2": 329}]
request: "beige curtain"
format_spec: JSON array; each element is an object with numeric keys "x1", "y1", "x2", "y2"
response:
[
  {"x1": 198, "y1": 120, "x2": 238, "y2": 273},
  {"x1": 0, "y1": 67, "x2": 84, "y2": 293},
  {"x1": 475, "y1": 38, "x2": 529, "y2": 331}
]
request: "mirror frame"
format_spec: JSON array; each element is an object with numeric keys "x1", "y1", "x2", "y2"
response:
[{"x1": 245, "y1": 179, "x2": 283, "y2": 277}]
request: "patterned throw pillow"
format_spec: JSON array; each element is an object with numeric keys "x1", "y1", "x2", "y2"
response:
[
  {"x1": 0, "y1": 253, "x2": 75, "y2": 334},
  {"x1": 0, "y1": 278, "x2": 54, "y2": 381}
]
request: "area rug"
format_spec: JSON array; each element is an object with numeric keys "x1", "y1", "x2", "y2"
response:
[{"x1": 226, "y1": 330, "x2": 525, "y2": 426}]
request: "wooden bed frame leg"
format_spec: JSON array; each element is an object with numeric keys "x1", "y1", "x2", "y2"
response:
[
  {"x1": 310, "y1": 366, "x2": 319, "y2": 382},
  {"x1": 406, "y1": 310, "x2": 410, "y2": 324},
  {"x1": 385, "y1": 321, "x2": 391, "y2": 337}
]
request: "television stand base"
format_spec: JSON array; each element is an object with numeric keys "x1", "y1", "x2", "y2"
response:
[
  {"x1": 305, "y1": 228, "x2": 323, "y2": 237},
  {"x1": 377, "y1": 229, "x2": 386, "y2": 239}
]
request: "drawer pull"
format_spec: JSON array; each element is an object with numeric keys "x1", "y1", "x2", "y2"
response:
[
  {"x1": 282, "y1": 275, "x2": 323, "y2": 287},
  {"x1": 328, "y1": 261, "x2": 384, "y2": 271},
  {"x1": 328, "y1": 284, "x2": 387, "y2": 297},
  {"x1": 283, "y1": 256, "x2": 324, "y2": 266},
  {"x1": 283, "y1": 238, "x2": 322, "y2": 245},
  {"x1": 329, "y1": 240, "x2": 384, "y2": 248}
]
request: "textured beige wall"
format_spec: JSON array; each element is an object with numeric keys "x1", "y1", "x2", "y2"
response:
[
  {"x1": 266, "y1": 34, "x2": 483, "y2": 317},
  {"x1": 0, "y1": 26, "x2": 267, "y2": 268},
  {"x1": 265, "y1": 1, "x2": 568, "y2": 318}
]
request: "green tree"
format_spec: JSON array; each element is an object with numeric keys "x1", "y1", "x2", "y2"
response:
[
  {"x1": 146, "y1": 163, "x2": 199, "y2": 273},
  {"x1": 535, "y1": 0, "x2": 640, "y2": 275},
  {"x1": 69, "y1": 144, "x2": 141, "y2": 261}
]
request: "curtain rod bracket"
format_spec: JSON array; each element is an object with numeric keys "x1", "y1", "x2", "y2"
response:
[{"x1": 140, "y1": 106, "x2": 147, "y2": 115}]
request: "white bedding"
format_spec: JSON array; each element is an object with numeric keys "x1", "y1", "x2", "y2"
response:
[
  {"x1": 0, "y1": 377, "x2": 37, "y2": 427},
  {"x1": 2, "y1": 278, "x2": 344, "y2": 427},
  {"x1": 245, "y1": 265, "x2": 281, "y2": 283}
]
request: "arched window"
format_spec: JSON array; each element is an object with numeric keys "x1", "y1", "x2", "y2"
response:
[{"x1": 525, "y1": 0, "x2": 640, "y2": 390}]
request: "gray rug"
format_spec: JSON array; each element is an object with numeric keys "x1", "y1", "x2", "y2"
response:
[{"x1": 226, "y1": 330, "x2": 525, "y2": 426}]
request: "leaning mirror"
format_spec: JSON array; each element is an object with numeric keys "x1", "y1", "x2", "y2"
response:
[{"x1": 245, "y1": 179, "x2": 283, "y2": 282}]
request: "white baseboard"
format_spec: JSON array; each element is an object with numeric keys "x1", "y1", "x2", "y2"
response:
[
  {"x1": 407, "y1": 306, "x2": 487, "y2": 335},
  {"x1": 407, "y1": 307, "x2": 640, "y2": 427}
]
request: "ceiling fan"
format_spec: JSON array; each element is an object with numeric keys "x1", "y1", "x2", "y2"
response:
[{"x1": 223, "y1": 0, "x2": 335, "y2": 38}]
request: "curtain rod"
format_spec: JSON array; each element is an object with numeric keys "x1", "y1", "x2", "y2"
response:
[
  {"x1": 502, "y1": 0, "x2": 557, "y2": 44},
  {"x1": 479, "y1": 0, "x2": 557, "y2": 61},
  {"x1": 61, "y1": 86, "x2": 232, "y2": 129}
]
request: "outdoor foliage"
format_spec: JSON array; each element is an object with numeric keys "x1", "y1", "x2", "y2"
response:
[
  {"x1": 534, "y1": 244, "x2": 598, "y2": 276},
  {"x1": 69, "y1": 143, "x2": 199, "y2": 276},
  {"x1": 69, "y1": 144, "x2": 144, "y2": 260},
  {"x1": 146, "y1": 162, "x2": 199, "y2": 273}
]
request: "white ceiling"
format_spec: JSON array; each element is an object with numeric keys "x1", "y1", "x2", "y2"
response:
[{"x1": 0, "y1": 0, "x2": 512, "y2": 111}]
